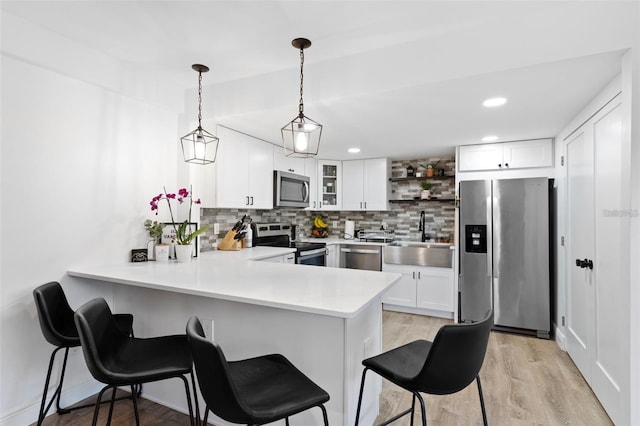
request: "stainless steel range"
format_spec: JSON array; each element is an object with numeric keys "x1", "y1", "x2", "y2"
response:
[{"x1": 254, "y1": 223, "x2": 327, "y2": 266}]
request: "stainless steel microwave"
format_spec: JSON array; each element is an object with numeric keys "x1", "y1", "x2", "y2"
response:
[{"x1": 273, "y1": 170, "x2": 310, "y2": 208}]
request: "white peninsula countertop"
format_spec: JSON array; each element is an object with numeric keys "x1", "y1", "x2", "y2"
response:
[
  {"x1": 67, "y1": 249, "x2": 400, "y2": 425},
  {"x1": 67, "y1": 250, "x2": 400, "y2": 319}
]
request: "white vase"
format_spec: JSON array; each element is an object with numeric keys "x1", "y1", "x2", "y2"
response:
[
  {"x1": 421, "y1": 190, "x2": 431, "y2": 200},
  {"x1": 175, "y1": 244, "x2": 193, "y2": 263},
  {"x1": 155, "y1": 244, "x2": 169, "y2": 262}
]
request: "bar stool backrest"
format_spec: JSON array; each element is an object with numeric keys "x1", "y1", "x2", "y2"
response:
[
  {"x1": 73, "y1": 298, "x2": 128, "y2": 385},
  {"x1": 414, "y1": 312, "x2": 493, "y2": 395},
  {"x1": 186, "y1": 316, "x2": 250, "y2": 423},
  {"x1": 33, "y1": 281, "x2": 80, "y2": 348}
]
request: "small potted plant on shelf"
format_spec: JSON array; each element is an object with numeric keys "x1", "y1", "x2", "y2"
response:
[
  {"x1": 420, "y1": 181, "x2": 433, "y2": 200},
  {"x1": 420, "y1": 161, "x2": 440, "y2": 177}
]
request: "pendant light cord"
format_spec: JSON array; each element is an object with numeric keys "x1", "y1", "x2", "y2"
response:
[
  {"x1": 298, "y1": 47, "x2": 305, "y2": 117},
  {"x1": 197, "y1": 70, "x2": 203, "y2": 129}
]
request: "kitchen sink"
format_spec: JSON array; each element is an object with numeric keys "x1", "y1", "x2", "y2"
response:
[
  {"x1": 383, "y1": 242, "x2": 452, "y2": 267},
  {"x1": 387, "y1": 241, "x2": 452, "y2": 248}
]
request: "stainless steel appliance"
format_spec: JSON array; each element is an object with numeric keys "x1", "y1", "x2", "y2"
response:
[
  {"x1": 339, "y1": 245, "x2": 382, "y2": 271},
  {"x1": 273, "y1": 170, "x2": 310, "y2": 208},
  {"x1": 458, "y1": 178, "x2": 553, "y2": 338},
  {"x1": 254, "y1": 223, "x2": 326, "y2": 266}
]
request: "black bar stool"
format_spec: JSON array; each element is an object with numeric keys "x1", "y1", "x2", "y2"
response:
[
  {"x1": 74, "y1": 298, "x2": 198, "y2": 426},
  {"x1": 186, "y1": 316, "x2": 330, "y2": 426},
  {"x1": 33, "y1": 281, "x2": 137, "y2": 425},
  {"x1": 355, "y1": 312, "x2": 493, "y2": 426}
]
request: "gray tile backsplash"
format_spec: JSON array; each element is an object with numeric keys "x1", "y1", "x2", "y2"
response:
[{"x1": 201, "y1": 155, "x2": 455, "y2": 251}]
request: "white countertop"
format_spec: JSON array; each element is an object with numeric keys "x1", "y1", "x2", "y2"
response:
[
  {"x1": 211, "y1": 245, "x2": 296, "y2": 261},
  {"x1": 67, "y1": 251, "x2": 401, "y2": 319}
]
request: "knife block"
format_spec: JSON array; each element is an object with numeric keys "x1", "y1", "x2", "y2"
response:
[{"x1": 217, "y1": 230, "x2": 241, "y2": 251}]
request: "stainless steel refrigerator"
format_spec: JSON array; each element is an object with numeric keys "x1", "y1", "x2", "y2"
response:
[{"x1": 458, "y1": 178, "x2": 553, "y2": 338}]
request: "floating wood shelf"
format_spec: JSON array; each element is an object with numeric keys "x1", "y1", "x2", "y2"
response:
[
  {"x1": 389, "y1": 198, "x2": 456, "y2": 203},
  {"x1": 389, "y1": 175, "x2": 455, "y2": 182}
]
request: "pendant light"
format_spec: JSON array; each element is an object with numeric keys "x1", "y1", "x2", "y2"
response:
[
  {"x1": 181, "y1": 64, "x2": 219, "y2": 165},
  {"x1": 281, "y1": 38, "x2": 323, "y2": 158}
]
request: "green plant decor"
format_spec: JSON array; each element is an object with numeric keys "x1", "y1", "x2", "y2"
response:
[
  {"x1": 420, "y1": 181, "x2": 433, "y2": 190},
  {"x1": 175, "y1": 220, "x2": 209, "y2": 245},
  {"x1": 144, "y1": 220, "x2": 165, "y2": 241},
  {"x1": 419, "y1": 160, "x2": 440, "y2": 170}
]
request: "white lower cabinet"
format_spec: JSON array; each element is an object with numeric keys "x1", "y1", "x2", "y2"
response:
[{"x1": 382, "y1": 264, "x2": 454, "y2": 314}]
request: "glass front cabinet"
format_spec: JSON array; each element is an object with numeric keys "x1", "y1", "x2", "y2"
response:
[{"x1": 317, "y1": 160, "x2": 341, "y2": 210}]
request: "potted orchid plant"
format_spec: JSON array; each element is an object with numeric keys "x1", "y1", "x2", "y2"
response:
[{"x1": 150, "y1": 186, "x2": 209, "y2": 262}]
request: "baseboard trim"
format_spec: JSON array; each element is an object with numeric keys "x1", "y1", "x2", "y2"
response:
[
  {"x1": 0, "y1": 379, "x2": 102, "y2": 426},
  {"x1": 382, "y1": 304, "x2": 454, "y2": 319},
  {"x1": 555, "y1": 325, "x2": 567, "y2": 351}
]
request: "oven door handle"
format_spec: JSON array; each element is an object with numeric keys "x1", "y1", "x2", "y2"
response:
[
  {"x1": 340, "y1": 248, "x2": 380, "y2": 254},
  {"x1": 298, "y1": 248, "x2": 328, "y2": 258}
]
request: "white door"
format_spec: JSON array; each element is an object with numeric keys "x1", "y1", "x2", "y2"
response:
[
  {"x1": 565, "y1": 128, "x2": 594, "y2": 379},
  {"x1": 591, "y1": 101, "x2": 626, "y2": 423},
  {"x1": 565, "y1": 96, "x2": 627, "y2": 425}
]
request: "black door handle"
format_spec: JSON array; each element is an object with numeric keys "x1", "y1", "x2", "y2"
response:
[{"x1": 575, "y1": 258, "x2": 594, "y2": 269}]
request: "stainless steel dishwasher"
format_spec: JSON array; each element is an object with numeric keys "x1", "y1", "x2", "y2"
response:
[{"x1": 339, "y1": 244, "x2": 382, "y2": 271}]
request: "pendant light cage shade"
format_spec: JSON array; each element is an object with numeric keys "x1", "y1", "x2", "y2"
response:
[
  {"x1": 182, "y1": 63, "x2": 219, "y2": 165},
  {"x1": 281, "y1": 38, "x2": 322, "y2": 158},
  {"x1": 181, "y1": 127, "x2": 219, "y2": 165},
  {"x1": 281, "y1": 115, "x2": 323, "y2": 158}
]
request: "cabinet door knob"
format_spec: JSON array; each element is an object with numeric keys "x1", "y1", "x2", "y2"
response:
[
  {"x1": 505, "y1": 163, "x2": 509, "y2": 168},
  {"x1": 498, "y1": 163, "x2": 502, "y2": 168}
]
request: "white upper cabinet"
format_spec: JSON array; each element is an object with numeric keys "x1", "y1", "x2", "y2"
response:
[
  {"x1": 317, "y1": 160, "x2": 342, "y2": 210},
  {"x1": 458, "y1": 138, "x2": 553, "y2": 172},
  {"x1": 342, "y1": 158, "x2": 390, "y2": 210},
  {"x1": 304, "y1": 158, "x2": 319, "y2": 209},
  {"x1": 273, "y1": 149, "x2": 306, "y2": 175},
  {"x1": 215, "y1": 127, "x2": 274, "y2": 209},
  {"x1": 342, "y1": 160, "x2": 364, "y2": 210}
]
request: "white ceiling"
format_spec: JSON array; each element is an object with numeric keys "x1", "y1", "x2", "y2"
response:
[{"x1": 1, "y1": 1, "x2": 636, "y2": 160}]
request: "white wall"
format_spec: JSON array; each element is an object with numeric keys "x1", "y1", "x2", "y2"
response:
[{"x1": 0, "y1": 17, "x2": 184, "y2": 425}]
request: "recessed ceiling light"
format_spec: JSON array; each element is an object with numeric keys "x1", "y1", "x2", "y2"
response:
[
  {"x1": 483, "y1": 97, "x2": 507, "y2": 107},
  {"x1": 348, "y1": 148, "x2": 361, "y2": 154},
  {"x1": 482, "y1": 135, "x2": 499, "y2": 142}
]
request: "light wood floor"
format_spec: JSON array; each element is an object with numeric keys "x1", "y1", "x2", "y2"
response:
[{"x1": 35, "y1": 311, "x2": 611, "y2": 425}]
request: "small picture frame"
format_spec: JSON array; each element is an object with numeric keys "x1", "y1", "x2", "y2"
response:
[
  {"x1": 131, "y1": 248, "x2": 148, "y2": 262},
  {"x1": 162, "y1": 223, "x2": 199, "y2": 258}
]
